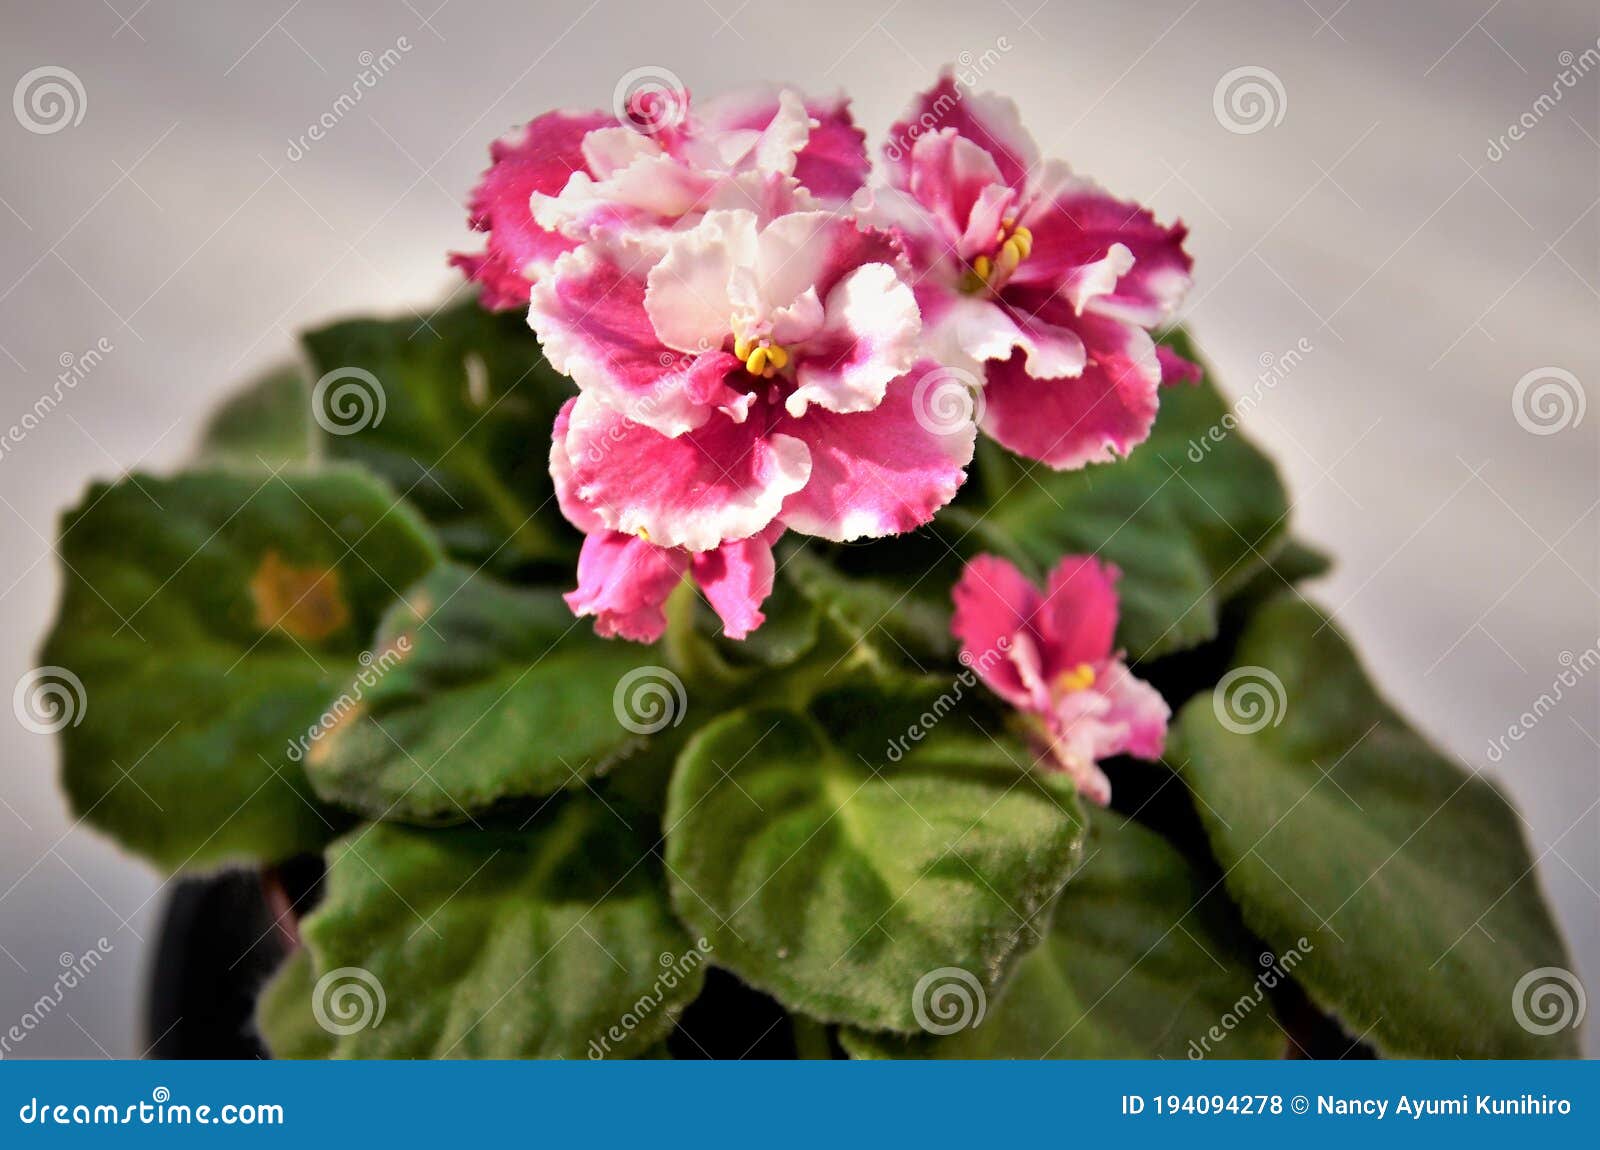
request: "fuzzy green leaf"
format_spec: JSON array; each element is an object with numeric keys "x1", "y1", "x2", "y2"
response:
[
  {"x1": 39, "y1": 468, "x2": 441, "y2": 868},
  {"x1": 1174, "y1": 594, "x2": 1579, "y2": 1058},
  {"x1": 256, "y1": 949, "x2": 336, "y2": 1060},
  {"x1": 298, "y1": 802, "x2": 704, "y2": 1058},
  {"x1": 843, "y1": 815, "x2": 1285, "y2": 1058},
  {"x1": 664, "y1": 686, "x2": 1086, "y2": 1032},
  {"x1": 302, "y1": 301, "x2": 577, "y2": 572},
  {"x1": 195, "y1": 363, "x2": 313, "y2": 470},
  {"x1": 304, "y1": 564, "x2": 677, "y2": 823}
]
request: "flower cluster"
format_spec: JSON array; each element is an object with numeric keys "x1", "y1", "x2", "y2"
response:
[{"x1": 454, "y1": 71, "x2": 1193, "y2": 644}]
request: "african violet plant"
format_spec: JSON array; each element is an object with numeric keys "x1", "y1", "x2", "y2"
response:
[{"x1": 40, "y1": 71, "x2": 1576, "y2": 1060}]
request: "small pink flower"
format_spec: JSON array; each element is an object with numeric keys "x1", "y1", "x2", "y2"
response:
[
  {"x1": 952, "y1": 553, "x2": 1169, "y2": 805},
  {"x1": 532, "y1": 210, "x2": 973, "y2": 553},
  {"x1": 875, "y1": 70, "x2": 1196, "y2": 470}
]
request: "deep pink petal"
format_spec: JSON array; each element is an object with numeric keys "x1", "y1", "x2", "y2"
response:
[
  {"x1": 979, "y1": 313, "x2": 1162, "y2": 469},
  {"x1": 1015, "y1": 172, "x2": 1192, "y2": 328},
  {"x1": 1157, "y1": 345, "x2": 1202, "y2": 386},
  {"x1": 1035, "y1": 556, "x2": 1120, "y2": 672},
  {"x1": 793, "y1": 94, "x2": 870, "y2": 201},
  {"x1": 549, "y1": 397, "x2": 601, "y2": 534},
  {"x1": 564, "y1": 394, "x2": 810, "y2": 552},
  {"x1": 777, "y1": 365, "x2": 975, "y2": 542},
  {"x1": 886, "y1": 69, "x2": 1039, "y2": 193},
  {"x1": 690, "y1": 529, "x2": 779, "y2": 639},
  {"x1": 950, "y1": 553, "x2": 1042, "y2": 709},
  {"x1": 904, "y1": 130, "x2": 1013, "y2": 258},
  {"x1": 565, "y1": 530, "x2": 689, "y2": 642},
  {"x1": 450, "y1": 110, "x2": 609, "y2": 310}
]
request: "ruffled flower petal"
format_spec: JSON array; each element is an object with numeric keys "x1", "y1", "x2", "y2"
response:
[
  {"x1": 529, "y1": 244, "x2": 745, "y2": 436},
  {"x1": 1035, "y1": 556, "x2": 1120, "y2": 671},
  {"x1": 690, "y1": 528, "x2": 780, "y2": 639},
  {"x1": 787, "y1": 262, "x2": 921, "y2": 417},
  {"x1": 778, "y1": 365, "x2": 974, "y2": 541},
  {"x1": 563, "y1": 393, "x2": 811, "y2": 552},
  {"x1": 886, "y1": 69, "x2": 1039, "y2": 193},
  {"x1": 450, "y1": 110, "x2": 609, "y2": 310},
  {"x1": 979, "y1": 314, "x2": 1162, "y2": 469},
  {"x1": 565, "y1": 530, "x2": 688, "y2": 642},
  {"x1": 951, "y1": 553, "x2": 1045, "y2": 710}
]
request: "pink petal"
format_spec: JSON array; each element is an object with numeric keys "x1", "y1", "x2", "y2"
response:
[
  {"x1": 529, "y1": 244, "x2": 745, "y2": 436},
  {"x1": 450, "y1": 110, "x2": 609, "y2": 310},
  {"x1": 1095, "y1": 661, "x2": 1170, "y2": 760},
  {"x1": 979, "y1": 314, "x2": 1162, "y2": 469},
  {"x1": 690, "y1": 528, "x2": 779, "y2": 639},
  {"x1": 1016, "y1": 169, "x2": 1193, "y2": 328},
  {"x1": 1157, "y1": 345, "x2": 1202, "y2": 386},
  {"x1": 904, "y1": 130, "x2": 1014, "y2": 259},
  {"x1": 788, "y1": 262, "x2": 921, "y2": 417},
  {"x1": 887, "y1": 69, "x2": 1040, "y2": 193},
  {"x1": 777, "y1": 365, "x2": 975, "y2": 542},
  {"x1": 950, "y1": 553, "x2": 1042, "y2": 710},
  {"x1": 563, "y1": 393, "x2": 811, "y2": 552},
  {"x1": 565, "y1": 530, "x2": 689, "y2": 643},
  {"x1": 695, "y1": 86, "x2": 870, "y2": 201},
  {"x1": 1034, "y1": 556, "x2": 1120, "y2": 671},
  {"x1": 549, "y1": 397, "x2": 602, "y2": 535}
]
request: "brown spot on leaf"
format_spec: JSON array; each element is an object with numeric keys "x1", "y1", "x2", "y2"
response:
[
  {"x1": 250, "y1": 550, "x2": 350, "y2": 642},
  {"x1": 307, "y1": 702, "x2": 363, "y2": 767}
]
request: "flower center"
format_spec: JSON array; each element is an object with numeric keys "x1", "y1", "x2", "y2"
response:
[
  {"x1": 962, "y1": 218, "x2": 1033, "y2": 295},
  {"x1": 732, "y1": 334, "x2": 790, "y2": 379},
  {"x1": 1054, "y1": 662, "x2": 1095, "y2": 693}
]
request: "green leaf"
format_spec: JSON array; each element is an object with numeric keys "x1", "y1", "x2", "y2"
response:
[
  {"x1": 1174, "y1": 594, "x2": 1579, "y2": 1058},
  {"x1": 664, "y1": 687, "x2": 1086, "y2": 1032},
  {"x1": 256, "y1": 949, "x2": 336, "y2": 1060},
  {"x1": 304, "y1": 564, "x2": 677, "y2": 823},
  {"x1": 298, "y1": 802, "x2": 705, "y2": 1058},
  {"x1": 781, "y1": 544, "x2": 955, "y2": 665},
  {"x1": 39, "y1": 468, "x2": 442, "y2": 868},
  {"x1": 843, "y1": 815, "x2": 1284, "y2": 1058},
  {"x1": 946, "y1": 330, "x2": 1291, "y2": 660},
  {"x1": 302, "y1": 301, "x2": 577, "y2": 571},
  {"x1": 195, "y1": 363, "x2": 313, "y2": 470}
]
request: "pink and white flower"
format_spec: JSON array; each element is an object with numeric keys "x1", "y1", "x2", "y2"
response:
[
  {"x1": 452, "y1": 87, "x2": 869, "y2": 308},
  {"x1": 952, "y1": 553, "x2": 1169, "y2": 805},
  {"x1": 532, "y1": 208, "x2": 973, "y2": 555},
  {"x1": 875, "y1": 71, "x2": 1196, "y2": 470}
]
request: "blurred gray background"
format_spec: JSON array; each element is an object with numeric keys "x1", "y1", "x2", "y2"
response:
[{"x1": 0, "y1": 0, "x2": 1595, "y2": 1056}]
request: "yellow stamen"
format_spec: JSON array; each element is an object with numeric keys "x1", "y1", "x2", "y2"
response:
[
  {"x1": 636, "y1": 526, "x2": 650, "y2": 542},
  {"x1": 745, "y1": 345, "x2": 770, "y2": 376},
  {"x1": 996, "y1": 238, "x2": 1023, "y2": 278},
  {"x1": 764, "y1": 343, "x2": 789, "y2": 371},
  {"x1": 1010, "y1": 225, "x2": 1033, "y2": 259},
  {"x1": 733, "y1": 336, "x2": 752, "y2": 361},
  {"x1": 1056, "y1": 662, "x2": 1096, "y2": 692},
  {"x1": 972, "y1": 254, "x2": 993, "y2": 283},
  {"x1": 964, "y1": 222, "x2": 1035, "y2": 294}
]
